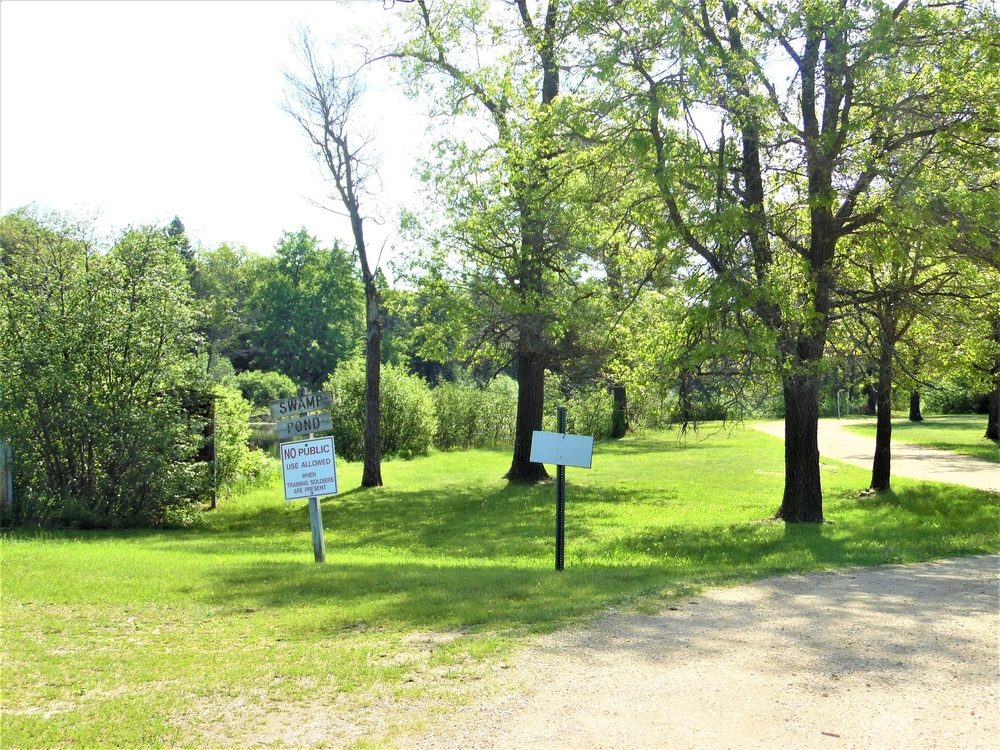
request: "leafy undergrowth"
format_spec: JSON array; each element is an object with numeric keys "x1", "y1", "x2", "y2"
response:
[{"x1": 3, "y1": 426, "x2": 997, "y2": 748}]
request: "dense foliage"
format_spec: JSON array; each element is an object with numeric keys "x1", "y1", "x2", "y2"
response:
[
  {"x1": 3, "y1": 1, "x2": 998, "y2": 524},
  {"x1": 432, "y1": 375, "x2": 518, "y2": 450},
  {"x1": 0, "y1": 212, "x2": 208, "y2": 526},
  {"x1": 248, "y1": 229, "x2": 364, "y2": 389},
  {"x1": 234, "y1": 370, "x2": 299, "y2": 412},
  {"x1": 324, "y1": 358, "x2": 437, "y2": 461}
]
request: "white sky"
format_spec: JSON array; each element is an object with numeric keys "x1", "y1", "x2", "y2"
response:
[{"x1": 0, "y1": 0, "x2": 427, "y2": 264}]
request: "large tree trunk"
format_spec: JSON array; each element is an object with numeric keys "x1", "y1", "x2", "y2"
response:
[
  {"x1": 777, "y1": 371, "x2": 824, "y2": 523},
  {"x1": 503, "y1": 0, "x2": 560, "y2": 483},
  {"x1": 908, "y1": 391, "x2": 923, "y2": 422},
  {"x1": 862, "y1": 376, "x2": 878, "y2": 416},
  {"x1": 987, "y1": 316, "x2": 999, "y2": 442},
  {"x1": 870, "y1": 339, "x2": 893, "y2": 492},
  {"x1": 611, "y1": 383, "x2": 628, "y2": 439},
  {"x1": 505, "y1": 346, "x2": 549, "y2": 482},
  {"x1": 988, "y1": 385, "x2": 999, "y2": 443},
  {"x1": 361, "y1": 281, "x2": 383, "y2": 487},
  {"x1": 987, "y1": 386, "x2": 999, "y2": 442}
]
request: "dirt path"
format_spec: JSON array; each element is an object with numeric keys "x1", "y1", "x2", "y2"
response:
[
  {"x1": 403, "y1": 556, "x2": 998, "y2": 750},
  {"x1": 399, "y1": 424, "x2": 999, "y2": 750},
  {"x1": 752, "y1": 418, "x2": 998, "y2": 493}
]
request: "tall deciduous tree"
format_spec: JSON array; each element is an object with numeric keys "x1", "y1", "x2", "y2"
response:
[
  {"x1": 591, "y1": 0, "x2": 1000, "y2": 520},
  {"x1": 249, "y1": 229, "x2": 364, "y2": 390},
  {"x1": 388, "y1": 0, "x2": 595, "y2": 481},
  {"x1": 284, "y1": 30, "x2": 385, "y2": 487},
  {"x1": 837, "y1": 229, "x2": 980, "y2": 491},
  {"x1": 190, "y1": 241, "x2": 262, "y2": 374}
]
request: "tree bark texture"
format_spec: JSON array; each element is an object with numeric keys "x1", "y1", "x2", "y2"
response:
[
  {"x1": 505, "y1": 346, "x2": 549, "y2": 482},
  {"x1": 361, "y1": 281, "x2": 383, "y2": 487},
  {"x1": 987, "y1": 315, "x2": 1000, "y2": 443},
  {"x1": 870, "y1": 338, "x2": 894, "y2": 492},
  {"x1": 777, "y1": 371, "x2": 824, "y2": 523},
  {"x1": 988, "y1": 386, "x2": 999, "y2": 443},
  {"x1": 909, "y1": 391, "x2": 924, "y2": 422},
  {"x1": 611, "y1": 383, "x2": 628, "y2": 439}
]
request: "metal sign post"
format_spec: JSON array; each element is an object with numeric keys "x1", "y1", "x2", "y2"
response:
[
  {"x1": 555, "y1": 408, "x2": 567, "y2": 571},
  {"x1": 529, "y1": 409, "x2": 595, "y2": 571}
]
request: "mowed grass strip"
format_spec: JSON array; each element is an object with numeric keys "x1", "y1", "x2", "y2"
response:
[
  {"x1": 3, "y1": 426, "x2": 998, "y2": 748},
  {"x1": 843, "y1": 415, "x2": 1000, "y2": 463}
]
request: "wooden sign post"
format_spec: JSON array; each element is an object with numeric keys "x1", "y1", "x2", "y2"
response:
[
  {"x1": 273, "y1": 390, "x2": 335, "y2": 563},
  {"x1": 0, "y1": 438, "x2": 11, "y2": 512}
]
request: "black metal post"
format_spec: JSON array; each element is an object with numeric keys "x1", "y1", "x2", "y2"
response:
[{"x1": 556, "y1": 406, "x2": 567, "y2": 571}]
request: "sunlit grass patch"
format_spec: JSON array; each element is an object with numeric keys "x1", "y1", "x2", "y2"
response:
[{"x1": 3, "y1": 426, "x2": 997, "y2": 747}]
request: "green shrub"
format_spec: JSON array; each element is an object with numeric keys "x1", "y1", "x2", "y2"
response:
[
  {"x1": 475, "y1": 376, "x2": 518, "y2": 447},
  {"x1": 624, "y1": 384, "x2": 678, "y2": 432},
  {"x1": 566, "y1": 386, "x2": 615, "y2": 440},
  {"x1": 325, "y1": 360, "x2": 367, "y2": 462},
  {"x1": 0, "y1": 213, "x2": 208, "y2": 527},
  {"x1": 542, "y1": 374, "x2": 617, "y2": 440},
  {"x1": 432, "y1": 375, "x2": 517, "y2": 450},
  {"x1": 382, "y1": 366, "x2": 437, "y2": 459},
  {"x1": 433, "y1": 381, "x2": 478, "y2": 450},
  {"x1": 924, "y1": 381, "x2": 991, "y2": 415},
  {"x1": 212, "y1": 384, "x2": 255, "y2": 494},
  {"x1": 325, "y1": 359, "x2": 437, "y2": 461},
  {"x1": 235, "y1": 370, "x2": 300, "y2": 412}
]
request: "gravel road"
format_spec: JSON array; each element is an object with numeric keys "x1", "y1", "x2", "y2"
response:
[
  {"x1": 752, "y1": 419, "x2": 998, "y2": 493},
  {"x1": 400, "y1": 421, "x2": 999, "y2": 750}
]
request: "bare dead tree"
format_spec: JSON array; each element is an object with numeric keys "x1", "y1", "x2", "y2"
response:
[{"x1": 283, "y1": 29, "x2": 383, "y2": 487}]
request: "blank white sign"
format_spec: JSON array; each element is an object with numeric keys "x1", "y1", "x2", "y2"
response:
[{"x1": 530, "y1": 431, "x2": 595, "y2": 469}]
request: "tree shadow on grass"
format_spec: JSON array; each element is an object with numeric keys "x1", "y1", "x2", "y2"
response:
[
  {"x1": 196, "y1": 478, "x2": 998, "y2": 637},
  {"x1": 151, "y1": 480, "x2": 557, "y2": 561},
  {"x1": 536, "y1": 554, "x2": 998, "y2": 697},
  {"x1": 595, "y1": 436, "x2": 713, "y2": 457}
]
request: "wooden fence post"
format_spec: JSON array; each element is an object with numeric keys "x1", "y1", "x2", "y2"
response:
[{"x1": 0, "y1": 439, "x2": 11, "y2": 512}]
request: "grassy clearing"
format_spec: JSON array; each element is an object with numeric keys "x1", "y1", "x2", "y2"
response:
[
  {"x1": 843, "y1": 415, "x2": 999, "y2": 463},
  {"x1": 3, "y1": 426, "x2": 998, "y2": 748}
]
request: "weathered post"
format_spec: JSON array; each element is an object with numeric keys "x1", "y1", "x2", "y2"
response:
[
  {"x1": 308, "y1": 496, "x2": 326, "y2": 563},
  {"x1": 274, "y1": 389, "x2": 336, "y2": 563},
  {"x1": 0, "y1": 438, "x2": 11, "y2": 512},
  {"x1": 306, "y1": 421, "x2": 327, "y2": 564}
]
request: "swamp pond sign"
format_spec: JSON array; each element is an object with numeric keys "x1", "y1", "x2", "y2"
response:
[{"x1": 273, "y1": 390, "x2": 336, "y2": 563}]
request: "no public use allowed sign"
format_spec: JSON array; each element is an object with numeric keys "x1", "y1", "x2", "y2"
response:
[{"x1": 280, "y1": 436, "x2": 338, "y2": 501}]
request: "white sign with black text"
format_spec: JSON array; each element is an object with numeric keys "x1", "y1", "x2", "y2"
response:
[{"x1": 280, "y1": 436, "x2": 339, "y2": 501}]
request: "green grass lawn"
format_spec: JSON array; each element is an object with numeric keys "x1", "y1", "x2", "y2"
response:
[
  {"x1": 843, "y1": 415, "x2": 1000, "y2": 463},
  {"x1": 3, "y1": 426, "x2": 998, "y2": 748}
]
